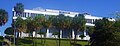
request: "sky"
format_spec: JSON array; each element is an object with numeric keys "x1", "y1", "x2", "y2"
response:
[{"x1": 0, "y1": 0, "x2": 120, "y2": 36}]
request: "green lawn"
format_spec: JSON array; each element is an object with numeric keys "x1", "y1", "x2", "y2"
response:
[{"x1": 16, "y1": 38, "x2": 88, "y2": 46}]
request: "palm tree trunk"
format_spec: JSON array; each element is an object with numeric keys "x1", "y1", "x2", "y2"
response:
[
  {"x1": 14, "y1": 28, "x2": 16, "y2": 45},
  {"x1": 16, "y1": 32, "x2": 20, "y2": 46},
  {"x1": 40, "y1": 34, "x2": 43, "y2": 46},
  {"x1": 74, "y1": 30, "x2": 77, "y2": 45},
  {"x1": 35, "y1": 31, "x2": 37, "y2": 46},
  {"x1": 58, "y1": 29, "x2": 61, "y2": 46},
  {"x1": 43, "y1": 34, "x2": 46, "y2": 46},
  {"x1": 69, "y1": 31, "x2": 72, "y2": 46},
  {"x1": 32, "y1": 32, "x2": 34, "y2": 46},
  {"x1": 28, "y1": 32, "x2": 30, "y2": 40},
  {"x1": 54, "y1": 34, "x2": 58, "y2": 46}
]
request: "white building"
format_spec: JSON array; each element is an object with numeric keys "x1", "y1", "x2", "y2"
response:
[{"x1": 12, "y1": 7, "x2": 115, "y2": 40}]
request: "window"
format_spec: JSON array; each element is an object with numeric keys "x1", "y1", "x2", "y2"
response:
[{"x1": 86, "y1": 19, "x2": 93, "y2": 23}]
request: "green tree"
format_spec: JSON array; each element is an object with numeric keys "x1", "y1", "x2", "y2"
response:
[
  {"x1": 112, "y1": 18, "x2": 120, "y2": 46},
  {"x1": 26, "y1": 17, "x2": 34, "y2": 38},
  {"x1": 52, "y1": 14, "x2": 65, "y2": 46},
  {"x1": 14, "y1": 17, "x2": 27, "y2": 46},
  {"x1": 90, "y1": 18, "x2": 117, "y2": 46},
  {"x1": 13, "y1": 3, "x2": 24, "y2": 46},
  {"x1": 0, "y1": 9, "x2": 8, "y2": 42},
  {"x1": 34, "y1": 15, "x2": 45, "y2": 46},
  {"x1": 42, "y1": 15, "x2": 56, "y2": 46},
  {"x1": 62, "y1": 16, "x2": 72, "y2": 46},
  {"x1": 52, "y1": 14, "x2": 73, "y2": 46},
  {"x1": 0, "y1": 9, "x2": 8, "y2": 43},
  {"x1": 71, "y1": 14, "x2": 86, "y2": 44},
  {"x1": 14, "y1": 3, "x2": 24, "y2": 16},
  {"x1": 4, "y1": 27, "x2": 14, "y2": 35},
  {"x1": 87, "y1": 26, "x2": 94, "y2": 36},
  {"x1": 0, "y1": 9, "x2": 8, "y2": 26},
  {"x1": 26, "y1": 17, "x2": 37, "y2": 46}
]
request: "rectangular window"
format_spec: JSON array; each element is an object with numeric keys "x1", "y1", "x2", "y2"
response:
[{"x1": 86, "y1": 19, "x2": 93, "y2": 23}]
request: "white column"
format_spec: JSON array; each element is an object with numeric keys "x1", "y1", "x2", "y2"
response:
[
  {"x1": 33, "y1": 31, "x2": 35, "y2": 37},
  {"x1": 72, "y1": 30, "x2": 74, "y2": 39},
  {"x1": 60, "y1": 30, "x2": 62, "y2": 38},
  {"x1": 13, "y1": 11, "x2": 16, "y2": 17},
  {"x1": 92, "y1": 19, "x2": 94, "y2": 24},
  {"x1": 46, "y1": 29, "x2": 49, "y2": 38},
  {"x1": 19, "y1": 32, "x2": 20, "y2": 37},
  {"x1": 84, "y1": 31, "x2": 87, "y2": 36}
]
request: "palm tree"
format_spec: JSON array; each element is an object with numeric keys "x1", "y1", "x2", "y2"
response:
[
  {"x1": 34, "y1": 15, "x2": 45, "y2": 46},
  {"x1": 52, "y1": 14, "x2": 67, "y2": 46},
  {"x1": 63, "y1": 16, "x2": 72, "y2": 46},
  {"x1": 0, "y1": 9, "x2": 8, "y2": 26},
  {"x1": 26, "y1": 15, "x2": 45, "y2": 46},
  {"x1": 40, "y1": 15, "x2": 55, "y2": 46},
  {"x1": 26, "y1": 17, "x2": 38, "y2": 46},
  {"x1": 14, "y1": 17, "x2": 27, "y2": 46},
  {"x1": 44, "y1": 15, "x2": 55, "y2": 37},
  {"x1": 13, "y1": 3, "x2": 24, "y2": 46},
  {"x1": 0, "y1": 9, "x2": 8, "y2": 43},
  {"x1": 71, "y1": 14, "x2": 86, "y2": 45},
  {"x1": 14, "y1": 3, "x2": 24, "y2": 16}
]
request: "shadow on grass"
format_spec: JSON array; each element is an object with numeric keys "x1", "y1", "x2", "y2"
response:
[{"x1": 19, "y1": 38, "x2": 33, "y2": 45}]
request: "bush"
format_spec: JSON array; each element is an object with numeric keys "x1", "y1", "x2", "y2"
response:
[
  {"x1": 79, "y1": 34, "x2": 85, "y2": 39},
  {"x1": 0, "y1": 36, "x2": 3, "y2": 42},
  {"x1": 52, "y1": 32, "x2": 59, "y2": 35}
]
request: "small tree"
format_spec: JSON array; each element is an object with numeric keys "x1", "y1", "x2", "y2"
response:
[{"x1": 4, "y1": 27, "x2": 14, "y2": 35}]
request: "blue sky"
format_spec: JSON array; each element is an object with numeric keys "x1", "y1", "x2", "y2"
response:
[{"x1": 0, "y1": 0, "x2": 120, "y2": 35}]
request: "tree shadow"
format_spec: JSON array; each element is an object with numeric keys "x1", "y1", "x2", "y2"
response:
[{"x1": 19, "y1": 38, "x2": 33, "y2": 44}]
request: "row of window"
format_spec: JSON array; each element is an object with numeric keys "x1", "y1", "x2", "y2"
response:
[
  {"x1": 13, "y1": 11, "x2": 95, "y2": 24},
  {"x1": 86, "y1": 19, "x2": 96, "y2": 24},
  {"x1": 13, "y1": 11, "x2": 44, "y2": 18}
]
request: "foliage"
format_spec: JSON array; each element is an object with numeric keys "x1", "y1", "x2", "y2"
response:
[
  {"x1": 15, "y1": 17, "x2": 27, "y2": 32},
  {"x1": 4, "y1": 27, "x2": 14, "y2": 35},
  {"x1": 14, "y1": 3, "x2": 24, "y2": 14},
  {"x1": 0, "y1": 36, "x2": 3, "y2": 42},
  {"x1": 79, "y1": 34, "x2": 85, "y2": 39},
  {"x1": 87, "y1": 26, "x2": 94, "y2": 37},
  {"x1": 90, "y1": 17, "x2": 120, "y2": 46},
  {"x1": 52, "y1": 14, "x2": 65, "y2": 29},
  {"x1": 52, "y1": 32, "x2": 59, "y2": 35},
  {"x1": 34, "y1": 15, "x2": 45, "y2": 30},
  {"x1": 38, "y1": 32, "x2": 46, "y2": 35},
  {"x1": 43, "y1": 15, "x2": 56, "y2": 28},
  {"x1": 71, "y1": 14, "x2": 86, "y2": 44},
  {"x1": 26, "y1": 17, "x2": 35, "y2": 33},
  {"x1": 72, "y1": 14, "x2": 86, "y2": 31},
  {"x1": 0, "y1": 9, "x2": 8, "y2": 26}
]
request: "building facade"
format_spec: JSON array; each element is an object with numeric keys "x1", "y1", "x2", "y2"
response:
[{"x1": 12, "y1": 7, "x2": 115, "y2": 40}]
